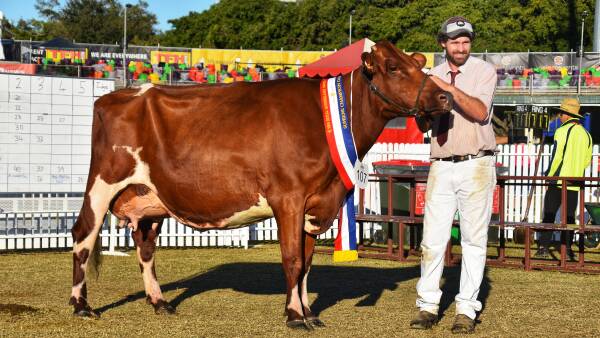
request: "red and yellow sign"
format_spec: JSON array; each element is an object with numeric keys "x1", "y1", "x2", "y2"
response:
[
  {"x1": 45, "y1": 49, "x2": 88, "y2": 62},
  {"x1": 151, "y1": 51, "x2": 191, "y2": 65}
]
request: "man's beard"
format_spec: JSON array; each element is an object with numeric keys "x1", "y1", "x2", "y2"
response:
[{"x1": 446, "y1": 51, "x2": 470, "y2": 67}]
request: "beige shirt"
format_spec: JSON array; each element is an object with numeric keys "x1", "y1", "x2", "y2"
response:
[{"x1": 428, "y1": 56, "x2": 497, "y2": 158}]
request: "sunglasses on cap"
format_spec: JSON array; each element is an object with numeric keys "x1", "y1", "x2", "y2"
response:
[{"x1": 445, "y1": 21, "x2": 473, "y2": 35}]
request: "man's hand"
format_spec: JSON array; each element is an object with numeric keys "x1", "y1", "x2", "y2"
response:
[{"x1": 429, "y1": 75, "x2": 452, "y2": 92}]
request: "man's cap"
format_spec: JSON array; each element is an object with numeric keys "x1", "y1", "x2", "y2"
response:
[
  {"x1": 438, "y1": 16, "x2": 475, "y2": 41},
  {"x1": 557, "y1": 97, "x2": 583, "y2": 119}
]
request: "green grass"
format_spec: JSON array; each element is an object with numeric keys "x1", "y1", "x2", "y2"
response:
[{"x1": 1, "y1": 245, "x2": 600, "y2": 337}]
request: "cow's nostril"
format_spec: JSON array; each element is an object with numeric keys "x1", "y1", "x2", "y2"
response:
[{"x1": 440, "y1": 92, "x2": 454, "y2": 107}]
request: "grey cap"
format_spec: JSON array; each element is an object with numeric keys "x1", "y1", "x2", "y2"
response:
[{"x1": 438, "y1": 16, "x2": 475, "y2": 41}]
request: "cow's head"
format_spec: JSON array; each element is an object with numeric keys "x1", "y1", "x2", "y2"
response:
[{"x1": 361, "y1": 40, "x2": 452, "y2": 118}]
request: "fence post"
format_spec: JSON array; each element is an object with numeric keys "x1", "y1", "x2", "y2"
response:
[{"x1": 101, "y1": 213, "x2": 128, "y2": 256}]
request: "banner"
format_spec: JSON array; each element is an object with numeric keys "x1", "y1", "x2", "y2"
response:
[
  {"x1": 191, "y1": 48, "x2": 331, "y2": 71},
  {"x1": 529, "y1": 53, "x2": 573, "y2": 68},
  {"x1": 486, "y1": 53, "x2": 529, "y2": 69},
  {"x1": 0, "y1": 63, "x2": 36, "y2": 75},
  {"x1": 87, "y1": 45, "x2": 151, "y2": 62},
  {"x1": 578, "y1": 52, "x2": 600, "y2": 69}
]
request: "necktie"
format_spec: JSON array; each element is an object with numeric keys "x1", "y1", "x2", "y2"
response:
[{"x1": 436, "y1": 71, "x2": 459, "y2": 146}]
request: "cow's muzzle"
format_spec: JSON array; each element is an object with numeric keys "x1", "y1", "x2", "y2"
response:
[{"x1": 439, "y1": 91, "x2": 453, "y2": 112}]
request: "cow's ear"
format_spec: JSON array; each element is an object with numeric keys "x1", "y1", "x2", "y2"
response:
[
  {"x1": 410, "y1": 52, "x2": 427, "y2": 69},
  {"x1": 361, "y1": 52, "x2": 375, "y2": 74}
]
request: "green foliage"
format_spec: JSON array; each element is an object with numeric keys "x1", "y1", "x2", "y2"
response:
[{"x1": 2, "y1": 0, "x2": 597, "y2": 52}]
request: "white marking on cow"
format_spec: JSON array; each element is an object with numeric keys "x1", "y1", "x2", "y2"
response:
[
  {"x1": 134, "y1": 83, "x2": 154, "y2": 96},
  {"x1": 72, "y1": 145, "x2": 161, "y2": 304},
  {"x1": 300, "y1": 268, "x2": 310, "y2": 308},
  {"x1": 71, "y1": 280, "x2": 85, "y2": 299},
  {"x1": 287, "y1": 283, "x2": 302, "y2": 316},
  {"x1": 224, "y1": 194, "x2": 274, "y2": 227},
  {"x1": 137, "y1": 249, "x2": 164, "y2": 303},
  {"x1": 303, "y1": 214, "x2": 321, "y2": 234},
  {"x1": 75, "y1": 146, "x2": 156, "y2": 253}
]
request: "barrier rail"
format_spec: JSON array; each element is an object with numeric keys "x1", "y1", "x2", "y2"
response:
[{"x1": 348, "y1": 174, "x2": 600, "y2": 273}]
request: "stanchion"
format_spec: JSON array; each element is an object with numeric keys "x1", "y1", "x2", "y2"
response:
[{"x1": 101, "y1": 213, "x2": 129, "y2": 257}]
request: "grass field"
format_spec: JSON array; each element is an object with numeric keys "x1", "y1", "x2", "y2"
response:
[{"x1": 1, "y1": 244, "x2": 600, "y2": 337}]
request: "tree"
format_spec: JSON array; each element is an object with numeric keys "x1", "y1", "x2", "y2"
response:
[
  {"x1": 4, "y1": 0, "x2": 159, "y2": 44},
  {"x1": 160, "y1": 0, "x2": 596, "y2": 52},
  {"x1": 3, "y1": 0, "x2": 597, "y2": 52}
]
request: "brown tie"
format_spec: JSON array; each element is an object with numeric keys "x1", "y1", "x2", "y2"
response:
[{"x1": 436, "y1": 71, "x2": 459, "y2": 146}]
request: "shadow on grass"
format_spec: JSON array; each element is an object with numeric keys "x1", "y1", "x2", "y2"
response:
[
  {"x1": 95, "y1": 263, "x2": 490, "y2": 319},
  {"x1": 439, "y1": 267, "x2": 492, "y2": 320}
]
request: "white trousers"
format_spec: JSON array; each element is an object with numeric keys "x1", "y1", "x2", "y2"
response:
[{"x1": 416, "y1": 155, "x2": 496, "y2": 320}]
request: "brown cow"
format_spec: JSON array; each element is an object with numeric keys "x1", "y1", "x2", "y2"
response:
[{"x1": 69, "y1": 40, "x2": 451, "y2": 329}]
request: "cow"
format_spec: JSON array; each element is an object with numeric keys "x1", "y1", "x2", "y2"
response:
[{"x1": 69, "y1": 40, "x2": 452, "y2": 330}]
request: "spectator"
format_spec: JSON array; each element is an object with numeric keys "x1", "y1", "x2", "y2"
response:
[{"x1": 535, "y1": 98, "x2": 592, "y2": 259}]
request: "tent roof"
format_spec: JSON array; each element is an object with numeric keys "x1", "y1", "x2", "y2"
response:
[
  {"x1": 36, "y1": 37, "x2": 83, "y2": 50},
  {"x1": 298, "y1": 38, "x2": 375, "y2": 78}
]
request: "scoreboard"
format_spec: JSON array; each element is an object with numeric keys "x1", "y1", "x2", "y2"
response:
[{"x1": 0, "y1": 74, "x2": 114, "y2": 193}]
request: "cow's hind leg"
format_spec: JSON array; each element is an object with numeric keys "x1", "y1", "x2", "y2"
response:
[
  {"x1": 70, "y1": 178, "x2": 118, "y2": 318},
  {"x1": 132, "y1": 219, "x2": 175, "y2": 314},
  {"x1": 70, "y1": 199, "x2": 100, "y2": 318},
  {"x1": 300, "y1": 233, "x2": 325, "y2": 327}
]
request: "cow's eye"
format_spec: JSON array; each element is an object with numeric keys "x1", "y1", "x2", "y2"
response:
[{"x1": 386, "y1": 60, "x2": 402, "y2": 75}]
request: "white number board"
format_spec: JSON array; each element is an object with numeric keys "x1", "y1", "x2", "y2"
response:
[{"x1": 0, "y1": 74, "x2": 115, "y2": 193}]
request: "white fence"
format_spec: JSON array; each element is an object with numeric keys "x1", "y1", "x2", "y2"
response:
[{"x1": 1, "y1": 143, "x2": 599, "y2": 251}]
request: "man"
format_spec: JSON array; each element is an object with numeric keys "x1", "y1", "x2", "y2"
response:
[
  {"x1": 535, "y1": 98, "x2": 592, "y2": 258},
  {"x1": 410, "y1": 16, "x2": 497, "y2": 334}
]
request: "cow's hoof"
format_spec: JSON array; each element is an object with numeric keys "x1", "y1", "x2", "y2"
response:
[
  {"x1": 286, "y1": 319, "x2": 313, "y2": 331},
  {"x1": 306, "y1": 317, "x2": 325, "y2": 328},
  {"x1": 153, "y1": 300, "x2": 176, "y2": 315},
  {"x1": 73, "y1": 308, "x2": 100, "y2": 319}
]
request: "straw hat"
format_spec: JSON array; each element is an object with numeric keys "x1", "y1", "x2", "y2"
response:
[{"x1": 557, "y1": 97, "x2": 583, "y2": 119}]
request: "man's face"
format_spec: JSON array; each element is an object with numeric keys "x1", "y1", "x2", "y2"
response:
[
  {"x1": 441, "y1": 36, "x2": 472, "y2": 67},
  {"x1": 559, "y1": 113, "x2": 572, "y2": 123}
]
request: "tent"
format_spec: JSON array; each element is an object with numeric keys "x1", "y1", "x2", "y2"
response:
[
  {"x1": 35, "y1": 37, "x2": 83, "y2": 50},
  {"x1": 299, "y1": 37, "x2": 423, "y2": 144},
  {"x1": 34, "y1": 37, "x2": 88, "y2": 63},
  {"x1": 298, "y1": 38, "x2": 375, "y2": 78}
]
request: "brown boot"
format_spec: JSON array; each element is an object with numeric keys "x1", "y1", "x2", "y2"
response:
[
  {"x1": 409, "y1": 310, "x2": 438, "y2": 330},
  {"x1": 451, "y1": 314, "x2": 475, "y2": 334}
]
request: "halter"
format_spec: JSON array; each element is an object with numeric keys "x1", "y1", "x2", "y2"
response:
[{"x1": 360, "y1": 66, "x2": 429, "y2": 117}]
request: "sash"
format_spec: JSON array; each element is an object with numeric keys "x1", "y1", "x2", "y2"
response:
[{"x1": 320, "y1": 76, "x2": 358, "y2": 262}]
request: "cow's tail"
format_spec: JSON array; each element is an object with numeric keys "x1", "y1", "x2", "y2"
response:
[{"x1": 88, "y1": 235, "x2": 103, "y2": 279}]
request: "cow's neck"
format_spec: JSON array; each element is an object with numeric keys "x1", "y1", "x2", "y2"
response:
[{"x1": 342, "y1": 71, "x2": 394, "y2": 159}]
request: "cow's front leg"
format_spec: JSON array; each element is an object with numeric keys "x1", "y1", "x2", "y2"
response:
[
  {"x1": 300, "y1": 232, "x2": 325, "y2": 327},
  {"x1": 274, "y1": 202, "x2": 312, "y2": 330},
  {"x1": 132, "y1": 219, "x2": 175, "y2": 315}
]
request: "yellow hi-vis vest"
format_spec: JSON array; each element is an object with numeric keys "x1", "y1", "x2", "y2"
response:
[{"x1": 546, "y1": 118, "x2": 593, "y2": 191}]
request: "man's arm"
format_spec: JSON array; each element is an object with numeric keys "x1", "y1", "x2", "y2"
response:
[
  {"x1": 429, "y1": 76, "x2": 488, "y2": 122},
  {"x1": 429, "y1": 67, "x2": 497, "y2": 123},
  {"x1": 546, "y1": 129, "x2": 567, "y2": 176}
]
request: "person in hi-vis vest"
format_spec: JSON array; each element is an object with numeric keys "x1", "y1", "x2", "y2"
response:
[{"x1": 535, "y1": 98, "x2": 592, "y2": 259}]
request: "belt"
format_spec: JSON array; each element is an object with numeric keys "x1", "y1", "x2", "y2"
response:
[{"x1": 435, "y1": 150, "x2": 495, "y2": 163}]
